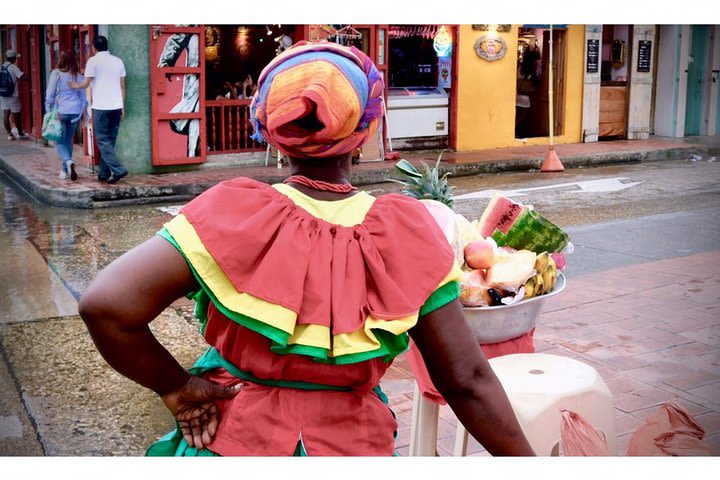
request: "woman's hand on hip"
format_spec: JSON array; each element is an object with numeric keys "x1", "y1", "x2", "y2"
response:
[{"x1": 161, "y1": 376, "x2": 241, "y2": 450}]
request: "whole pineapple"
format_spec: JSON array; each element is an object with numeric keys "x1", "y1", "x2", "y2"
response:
[{"x1": 389, "y1": 152, "x2": 455, "y2": 209}]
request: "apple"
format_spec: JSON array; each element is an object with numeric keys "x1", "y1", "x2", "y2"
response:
[{"x1": 464, "y1": 238, "x2": 496, "y2": 269}]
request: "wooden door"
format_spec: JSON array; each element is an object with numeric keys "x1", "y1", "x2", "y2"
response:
[
  {"x1": 685, "y1": 25, "x2": 709, "y2": 136},
  {"x1": 149, "y1": 25, "x2": 206, "y2": 166}
]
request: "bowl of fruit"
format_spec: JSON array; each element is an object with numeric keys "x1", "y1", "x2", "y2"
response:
[
  {"x1": 462, "y1": 271, "x2": 566, "y2": 344},
  {"x1": 390, "y1": 158, "x2": 572, "y2": 344}
]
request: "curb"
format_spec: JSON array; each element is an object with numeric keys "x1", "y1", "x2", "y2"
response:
[{"x1": 0, "y1": 144, "x2": 709, "y2": 209}]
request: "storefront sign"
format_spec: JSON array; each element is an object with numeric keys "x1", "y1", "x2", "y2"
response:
[
  {"x1": 433, "y1": 25, "x2": 452, "y2": 57},
  {"x1": 438, "y1": 55, "x2": 451, "y2": 88},
  {"x1": 637, "y1": 40, "x2": 652, "y2": 72},
  {"x1": 586, "y1": 39, "x2": 599, "y2": 73},
  {"x1": 474, "y1": 35, "x2": 507, "y2": 62}
]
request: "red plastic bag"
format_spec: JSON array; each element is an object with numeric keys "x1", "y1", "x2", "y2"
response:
[
  {"x1": 560, "y1": 409, "x2": 609, "y2": 456},
  {"x1": 626, "y1": 401, "x2": 714, "y2": 456}
]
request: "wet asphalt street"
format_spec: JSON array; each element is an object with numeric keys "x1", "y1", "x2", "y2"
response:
[{"x1": 0, "y1": 155, "x2": 719, "y2": 455}]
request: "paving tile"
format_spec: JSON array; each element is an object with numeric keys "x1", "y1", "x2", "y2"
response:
[
  {"x1": 606, "y1": 376, "x2": 654, "y2": 396},
  {"x1": 614, "y1": 410, "x2": 646, "y2": 437},
  {"x1": 630, "y1": 398, "x2": 711, "y2": 420},
  {"x1": 686, "y1": 382, "x2": 720, "y2": 404},
  {"x1": 613, "y1": 388, "x2": 679, "y2": 413},
  {"x1": 632, "y1": 326, "x2": 697, "y2": 347},
  {"x1": 437, "y1": 433, "x2": 486, "y2": 456},
  {"x1": 601, "y1": 338, "x2": 669, "y2": 356},
  {"x1": 659, "y1": 342, "x2": 718, "y2": 359},
  {"x1": 615, "y1": 433, "x2": 633, "y2": 456},
  {"x1": 583, "y1": 353, "x2": 652, "y2": 371},
  {"x1": 694, "y1": 412, "x2": 720, "y2": 436},
  {"x1": 679, "y1": 326, "x2": 720, "y2": 347},
  {"x1": 703, "y1": 432, "x2": 720, "y2": 455},
  {"x1": 395, "y1": 425, "x2": 411, "y2": 448},
  {"x1": 395, "y1": 445, "x2": 410, "y2": 457},
  {"x1": 661, "y1": 370, "x2": 720, "y2": 390},
  {"x1": 379, "y1": 378, "x2": 416, "y2": 396}
]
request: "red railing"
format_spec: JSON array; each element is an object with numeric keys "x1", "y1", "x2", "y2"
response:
[{"x1": 206, "y1": 99, "x2": 264, "y2": 154}]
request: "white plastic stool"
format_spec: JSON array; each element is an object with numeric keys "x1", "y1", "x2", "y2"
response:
[
  {"x1": 409, "y1": 383, "x2": 440, "y2": 456},
  {"x1": 454, "y1": 353, "x2": 616, "y2": 456}
]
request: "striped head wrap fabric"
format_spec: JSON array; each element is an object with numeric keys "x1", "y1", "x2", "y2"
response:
[{"x1": 250, "y1": 41, "x2": 384, "y2": 159}]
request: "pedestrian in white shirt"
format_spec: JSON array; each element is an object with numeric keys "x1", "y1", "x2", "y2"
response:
[{"x1": 70, "y1": 36, "x2": 128, "y2": 184}]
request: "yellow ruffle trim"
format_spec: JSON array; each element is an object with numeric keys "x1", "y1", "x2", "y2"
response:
[{"x1": 165, "y1": 214, "x2": 462, "y2": 357}]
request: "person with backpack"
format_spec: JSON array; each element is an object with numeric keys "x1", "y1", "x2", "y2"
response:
[
  {"x1": 45, "y1": 50, "x2": 88, "y2": 180},
  {"x1": 1, "y1": 49, "x2": 29, "y2": 141}
]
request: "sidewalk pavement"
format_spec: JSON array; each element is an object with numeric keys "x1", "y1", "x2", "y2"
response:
[{"x1": 0, "y1": 134, "x2": 717, "y2": 208}]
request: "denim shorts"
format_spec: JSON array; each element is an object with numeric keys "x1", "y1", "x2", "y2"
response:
[{"x1": 0, "y1": 96, "x2": 21, "y2": 113}]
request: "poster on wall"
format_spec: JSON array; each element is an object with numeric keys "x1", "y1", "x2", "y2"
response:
[
  {"x1": 586, "y1": 39, "x2": 599, "y2": 73},
  {"x1": 438, "y1": 56, "x2": 452, "y2": 88},
  {"x1": 637, "y1": 40, "x2": 652, "y2": 73}
]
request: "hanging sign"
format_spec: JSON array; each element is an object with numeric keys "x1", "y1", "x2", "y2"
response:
[
  {"x1": 637, "y1": 40, "x2": 652, "y2": 72},
  {"x1": 475, "y1": 35, "x2": 507, "y2": 61},
  {"x1": 438, "y1": 55, "x2": 451, "y2": 88},
  {"x1": 433, "y1": 25, "x2": 452, "y2": 57},
  {"x1": 586, "y1": 39, "x2": 599, "y2": 73}
]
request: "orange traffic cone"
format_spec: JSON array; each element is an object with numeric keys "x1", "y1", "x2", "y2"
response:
[{"x1": 541, "y1": 145, "x2": 564, "y2": 172}]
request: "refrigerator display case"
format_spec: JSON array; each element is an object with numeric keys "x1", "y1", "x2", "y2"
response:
[{"x1": 386, "y1": 87, "x2": 449, "y2": 139}]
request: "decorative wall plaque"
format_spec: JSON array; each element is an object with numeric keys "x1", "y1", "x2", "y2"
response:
[
  {"x1": 472, "y1": 24, "x2": 512, "y2": 33},
  {"x1": 474, "y1": 35, "x2": 508, "y2": 61}
]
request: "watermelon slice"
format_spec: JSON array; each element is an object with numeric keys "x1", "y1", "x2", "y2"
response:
[
  {"x1": 478, "y1": 194, "x2": 570, "y2": 253},
  {"x1": 477, "y1": 194, "x2": 525, "y2": 238}
]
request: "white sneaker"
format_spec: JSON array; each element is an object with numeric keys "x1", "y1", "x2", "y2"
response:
[
  {"x1": 59, "y1": 171, "x2": 69, "y2": 180},
  {"x1": 7, "y1": 135, "x2": 15, "y2": 141}
]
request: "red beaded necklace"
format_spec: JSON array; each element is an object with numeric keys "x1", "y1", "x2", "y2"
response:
[{"x1": 284, "y1": 174, "x2": 357, "y2": 193}]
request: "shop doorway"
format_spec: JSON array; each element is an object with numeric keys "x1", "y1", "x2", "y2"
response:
[
  {"x1": 385, "y1": 25, "x2": 454, "y2": 151},
  {"x1": 2, "y1": 25, "x2": 42, "y2": 138},
  {"x1": 685, "y1": 25, "x2": 710, "y2": 136},
  {"x1": 598, "y1": 25, "x2": 632, "y2": 139},
  {"x1": 515, "y1": 26, "x2": 566, "y2": 139},
  {"x1": 202, "y1": 25, "x2": 303, "y2": 155}
]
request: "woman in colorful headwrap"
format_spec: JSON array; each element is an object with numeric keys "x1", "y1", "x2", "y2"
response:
[{"x1": 79, "y1": 41, "x2": 534, "y2": 456}]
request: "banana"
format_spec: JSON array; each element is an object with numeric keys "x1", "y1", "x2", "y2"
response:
[
  {"x1": 534, "y1": 252, "x2": 550, "y2": 273},
  {"x1": 523, "y1": 276, "x2": 536, "y2": 299},
  {"x1": 541, "y1": 266, "x2": 557, "y2": 294},
  {"x1": 533, "y1": 272, "x2": 544, "y2": 296}
]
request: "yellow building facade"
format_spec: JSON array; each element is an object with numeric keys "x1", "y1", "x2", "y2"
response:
[{"x1": 454, "y1": 25, "x2": 586, "y2": 151}]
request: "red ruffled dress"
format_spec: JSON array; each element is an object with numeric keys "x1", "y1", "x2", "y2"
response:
[{"x1": 148, "y1": 178, "x2": 462, "y2": 456}]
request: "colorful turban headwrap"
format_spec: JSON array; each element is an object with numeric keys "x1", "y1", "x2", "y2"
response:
[{"x1": 250, "y1": 41, "x2": 385, "y2": 159}]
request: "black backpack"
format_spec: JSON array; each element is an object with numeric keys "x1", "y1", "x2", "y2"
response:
[{"x1": 0, "y1": 63, "x2": 16, "y2": 97}]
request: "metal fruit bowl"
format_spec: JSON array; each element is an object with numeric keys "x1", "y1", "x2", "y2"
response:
[{"x1": 462, "y1": 273, "x2": 566, "y2": 344}]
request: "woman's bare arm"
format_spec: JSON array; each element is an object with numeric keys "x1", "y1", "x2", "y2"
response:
[
  {"x1": 410, "y1": 298, "x2": 535, "y2": 456},
  {"x1": 79, "y1": 236, "x2": 197, "y2": 395},
  {"x1": 79, "y1": 236, "x2": 240, "y2": 449}
]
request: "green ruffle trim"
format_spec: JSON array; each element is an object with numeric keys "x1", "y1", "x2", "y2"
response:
[{"x1": 157, "y1": 228, "x2": 459, "y2": 365}]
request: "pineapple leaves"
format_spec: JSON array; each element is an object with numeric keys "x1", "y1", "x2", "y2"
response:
[
  {"x1": 390, "y1": 155, "x2": 455, "y2": 210},
  {"x1": 394, "y1": 159, "x2": 423, "y2": 178}
]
